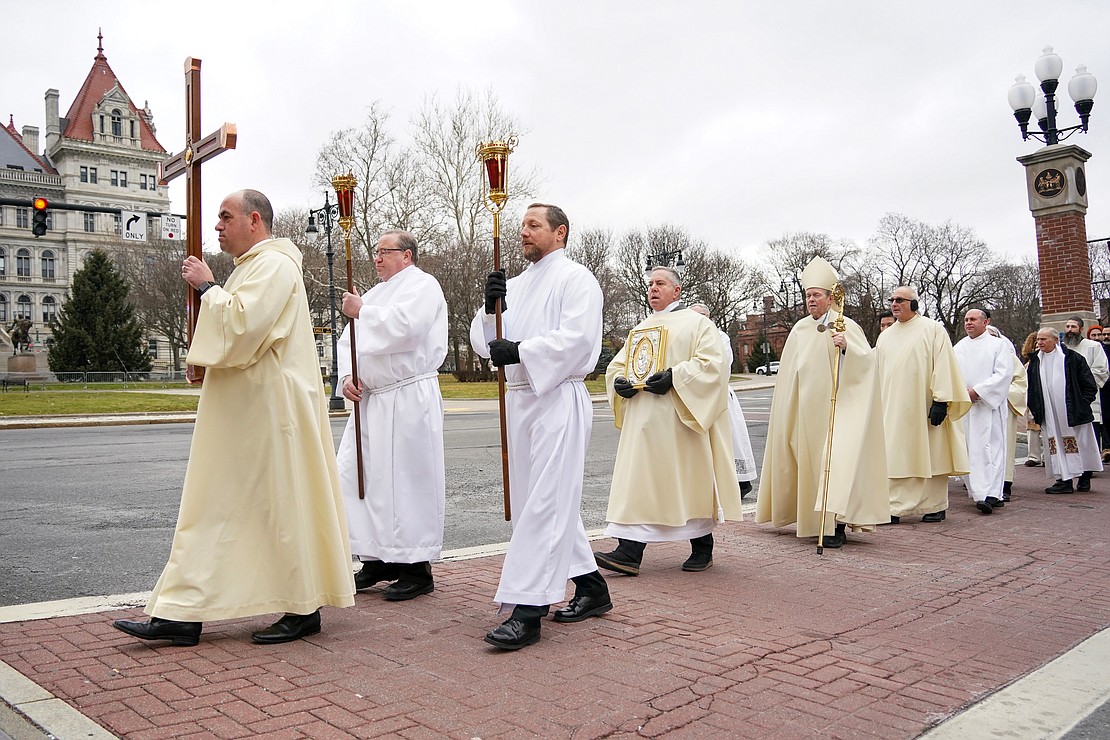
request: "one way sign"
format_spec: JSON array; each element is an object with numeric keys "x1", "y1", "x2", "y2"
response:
[{"x1": 121, "y1": 210, "x2": 146, "y2": 242}]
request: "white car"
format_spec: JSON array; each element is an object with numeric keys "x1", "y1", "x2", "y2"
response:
[{"x1": 755, "y1": 361, "x2": 780, "y2": 375}]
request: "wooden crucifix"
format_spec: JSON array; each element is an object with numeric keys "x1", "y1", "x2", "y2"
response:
[{"x1": 158, "y1": 57, "x2": 237, "y2": 384}]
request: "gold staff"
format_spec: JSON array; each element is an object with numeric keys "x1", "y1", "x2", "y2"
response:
[
  {"x1": 817, "y1": 282, "x2": 847, "y2": 555},
  {"x1": 333, "y1": 173, "x2": 365, "y2": 500},
  {"x1": 477, "y1": 136, "x2": 517, "y2": 521}
]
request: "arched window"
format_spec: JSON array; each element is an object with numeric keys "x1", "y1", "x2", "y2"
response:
[
  {"x1": 0, "y1": 247, "x2": 6, "y2": 277},
  {"x1": 42, "y1": 295, "x2": 57, "y2": 323},
  {"x1": 0, "y1": 295, "x2": 7, "y2": 322},
  {"x1": 111, "y1": 109, "x2": 123, "y2": 137},
  {"x1": 15, "y1": 295, "x2": 32, "y2": 321},
  {"x1": 16, "y1": 248, "x2": 31, "y2": 277},
  {"x1": 41, "y1": 250, "x2": 56, "y2": 280}
]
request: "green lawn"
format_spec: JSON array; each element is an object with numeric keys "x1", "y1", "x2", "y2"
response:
[
  {"x1": 0, "y1": 376, "x2": 613, "y2": 416},
  {"x1": 0, "y1": 391, "x2": 199, "y2": 417}
]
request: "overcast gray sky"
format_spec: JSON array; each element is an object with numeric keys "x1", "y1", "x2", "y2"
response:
[{"x1": 4, "y1": 1, "x2": 1109, "y2": 260}]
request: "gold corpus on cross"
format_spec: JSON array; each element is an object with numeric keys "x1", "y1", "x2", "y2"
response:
[
  {"x1": 476, "y1": 137, "x2": 517, "y2": 521},
  {"x1": 159, "y1": 57, "x2": 238, "y2": 385}
]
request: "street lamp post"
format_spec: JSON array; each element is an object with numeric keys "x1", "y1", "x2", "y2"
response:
[
  {"x1": 1009, "y1": 47, "x2": 1100, "y2": 328},
  {"x1": 762, "y1": 295, "x2": 774, "y2": 374},
  {"x1": 1008, "y1": 46, "x2": 1097, "y2": 145},
  {"x1": 304, "y1": 192, "x2": 345, "y2": 411}
]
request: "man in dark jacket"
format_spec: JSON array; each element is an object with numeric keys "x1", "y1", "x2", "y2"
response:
[{"x1": 1027, "y1": 327, "x2": 1102, "y2": 493}]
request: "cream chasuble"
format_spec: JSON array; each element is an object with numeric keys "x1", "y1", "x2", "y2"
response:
[
  {"x1": 876, "y1": 314, "x2": 971, "y2": 517},
  {"x1": 953, "y1": 332, "x2": 1013, "y2": 502},
  {"x1": 148, "y1": 238, "x2": 354, "y2": 621},
  {"x1": 756, "y1": 313, "x2": 890, "y2": 538},
  {"x1": 605, "y1": 309, "x2": 742, "y2": 529},
  {"x1": 336, "y1": 264, "x2": 448, "y2": 563},
  {"x1": 470, "y1": 249, "x2": 602, "y2": 608}
]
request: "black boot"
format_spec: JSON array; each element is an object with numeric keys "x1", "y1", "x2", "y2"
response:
[
  {"x1": 553, "y1": 571, "x2": 613, "y2": 623},
  {"x1": 594, "y1": 538, "x2": 645, "y2": 576},
  {"x1": 383, "y1": 562, "x2": 433, "y2": 601},
  {"x1": 1002, "y1": 481, "x2": 1013, "y2": 503},
  {"x1": 683, "y1": 533, "x2": 714, "y2": 571},
  {"x1": 484, "y1": 605, "x2": 547, "y2": 650},
  {"x1": 1078, "y1": 472, "x2": 1093, "y2": 492}
]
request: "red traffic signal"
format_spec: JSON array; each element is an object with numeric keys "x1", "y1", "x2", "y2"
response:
[{"x1": 31, "y1": 197, "x2": 48, "y2": 237}]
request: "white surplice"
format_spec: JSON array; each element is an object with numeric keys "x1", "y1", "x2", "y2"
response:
[
  {"x1": 1072, "y1": 338, "x2": 1110, "y2": 423},
  {"x1": 337, "y1": 264, "x2": 448, "y2": 563},
  {"x1": 953, "y1": 332, "x2": 1013, "y2": 502},
  {"x1": 470, "y1": 249, "x2": 602, "y2": 608},
  {"x1": 719, "y1": 329, "x2": 757, "y2": 483},
  {"x1": 1039, "y1": 347, "x2": 1103, "y2": 482}
]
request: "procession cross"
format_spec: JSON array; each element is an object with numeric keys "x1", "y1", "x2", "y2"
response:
[{"x1": 158, "y1": 57, "x2": 237, "y2": 382}]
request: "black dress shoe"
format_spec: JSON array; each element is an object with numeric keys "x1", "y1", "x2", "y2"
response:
[
  {"x1": 383, "y1": 580, "x2": 434, "y2": 600},
  {"x1": 1078, "y1": 474, "x2": 1092, "y2": 492},
  {"x1": 553, "y1": 592, "x2": 613, "y2": 623},
  {"x1": 740, "y1": 481, "x2": 753, "y2": 497},
  {"x1": 882, "y1": 515, "x2": 900, "y2": 525},
  {"x1": 382, "y1": 562, "x2": 433, "y2": 601},
  {"x1": 682, "y1": 551, "x2": 713, "y2": 571},
  {"x1": 1024, "y1": 459, "x2": 1042, "y2": 467},
  {"x1": 112, "y1": 617, "x2": 201, "y2": 647},
  {"x1": 355, "y1": 560, "x2": 399, "y2": 590},
  {"x1": 594, "y1": 539, "x2": 644, "y2": 576},
  {"x1": 921, "y1": 511, "x2": 946, "y2": 522},
  {"x1": 820, "y1": 523, "x2": 847, "y2": 549},
  {"x1": 484, "y1": 617, "x2": 540, "y2": 650},
  {"x1": 1046, "y1": 480, "x2": 1074, "y2": 494},
  {"x1": 976, "y1": 500, "x2": 994, "y2": 514},
  {"x1": 251, "y1": 610, "x2": 321, "y2": 644},
  {"x1": 985, "y1": 496, "x2": 1004, "y2": 508}
]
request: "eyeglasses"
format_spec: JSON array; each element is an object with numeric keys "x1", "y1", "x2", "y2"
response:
[
  {"x1": 889, "y1": 297, "x2": 911, "y2": 304},
  {"x1": 372, "y1": 248, "x2": 406, "y2": 258}
]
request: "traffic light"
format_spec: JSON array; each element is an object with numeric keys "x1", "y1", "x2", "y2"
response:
[{"x1": 31, "y1": 197, "x2": 48, "y2": 237}]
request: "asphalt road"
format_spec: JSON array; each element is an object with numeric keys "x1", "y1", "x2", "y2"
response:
[{"x1": 0, "y1": 391, "x2": 774, "y2": 608}]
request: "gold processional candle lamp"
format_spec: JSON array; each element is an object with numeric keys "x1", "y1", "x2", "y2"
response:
[
  {"x1": 477, "y1": 136, "x2": 517, "y2": 521},
  {"x1": 332, "y1": 172, "x2": 365, "y2": 499}
]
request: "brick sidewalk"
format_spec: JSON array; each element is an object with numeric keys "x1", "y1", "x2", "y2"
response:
[{"x1": 2, "y1": 462, "x2": 1109, "y2": 738}]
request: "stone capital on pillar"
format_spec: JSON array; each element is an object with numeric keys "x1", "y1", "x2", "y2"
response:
[{"x1": 1018, "y1": 144, "x2": 1095, "y2": 324}]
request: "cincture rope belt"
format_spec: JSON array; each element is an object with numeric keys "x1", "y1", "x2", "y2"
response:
[
  {"x1": 367, "y1": 371, "x2": 439, "y2": 396},
  {"x1": 505, "y1": 375, "x2": 586, "y2": 392}
]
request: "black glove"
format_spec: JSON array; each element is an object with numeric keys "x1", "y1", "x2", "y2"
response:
[
  {"x1": 484, "y1": 271, "x2": 507, "y2": 314},
  {"x1": 928, "y1": 400, "x2": 948, "y2": 426},
  {"x1": 644, "y1": 368, "x2": 673, "y2": 395},
  {"x1": 488, "y1": 338, "x2": 521, "y2": 367},
  {"x1": 614, "y1": 376, "x2": 638, "y2": 399}
]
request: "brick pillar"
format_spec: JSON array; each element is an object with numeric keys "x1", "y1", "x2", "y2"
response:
[{"x1": 1017, "y1": 144, "x2": 1093, "y2": 328}]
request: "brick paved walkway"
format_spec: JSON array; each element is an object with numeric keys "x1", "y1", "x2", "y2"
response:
[{"x1": 2, "y1": 462, "x2": 1109, "y2": 738}]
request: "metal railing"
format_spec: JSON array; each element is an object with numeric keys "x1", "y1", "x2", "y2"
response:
[{"x1": 0, "y1": 370, "x2": 188, "y2": 387}]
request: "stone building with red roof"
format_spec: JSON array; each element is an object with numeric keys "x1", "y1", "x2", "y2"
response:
[{"x1": 1, "y1": 33, "x2": 174, "y2": 371}]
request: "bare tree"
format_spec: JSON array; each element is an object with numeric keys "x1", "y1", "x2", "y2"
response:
[{"x1": 116, "y1": 239, "x2": 188, "y2": 370}]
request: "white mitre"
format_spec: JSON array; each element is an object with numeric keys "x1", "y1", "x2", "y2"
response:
[{"x1": 799, "y1": 256, "x2": 838, "y2": 292}]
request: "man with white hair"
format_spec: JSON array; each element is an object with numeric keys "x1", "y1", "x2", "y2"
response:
[
  {"x1": 875, "y1": 286, "x2": 971, "y2": 523},
  {"x1": 756, "y1": 257, "x2": 889, "y2": 547},
  {"x1": 1027, "y1": 326, "x2": 1102, "y2": 493},
  {"x1": 597, "y1": 267, "x2": 742, "y2": 575},
  {"x1": 689, "y1": 303, "x2": 757, "y2": 496},
  {"x1": 953, "y1": 308, "x2": 1014, "y2": 514}
]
